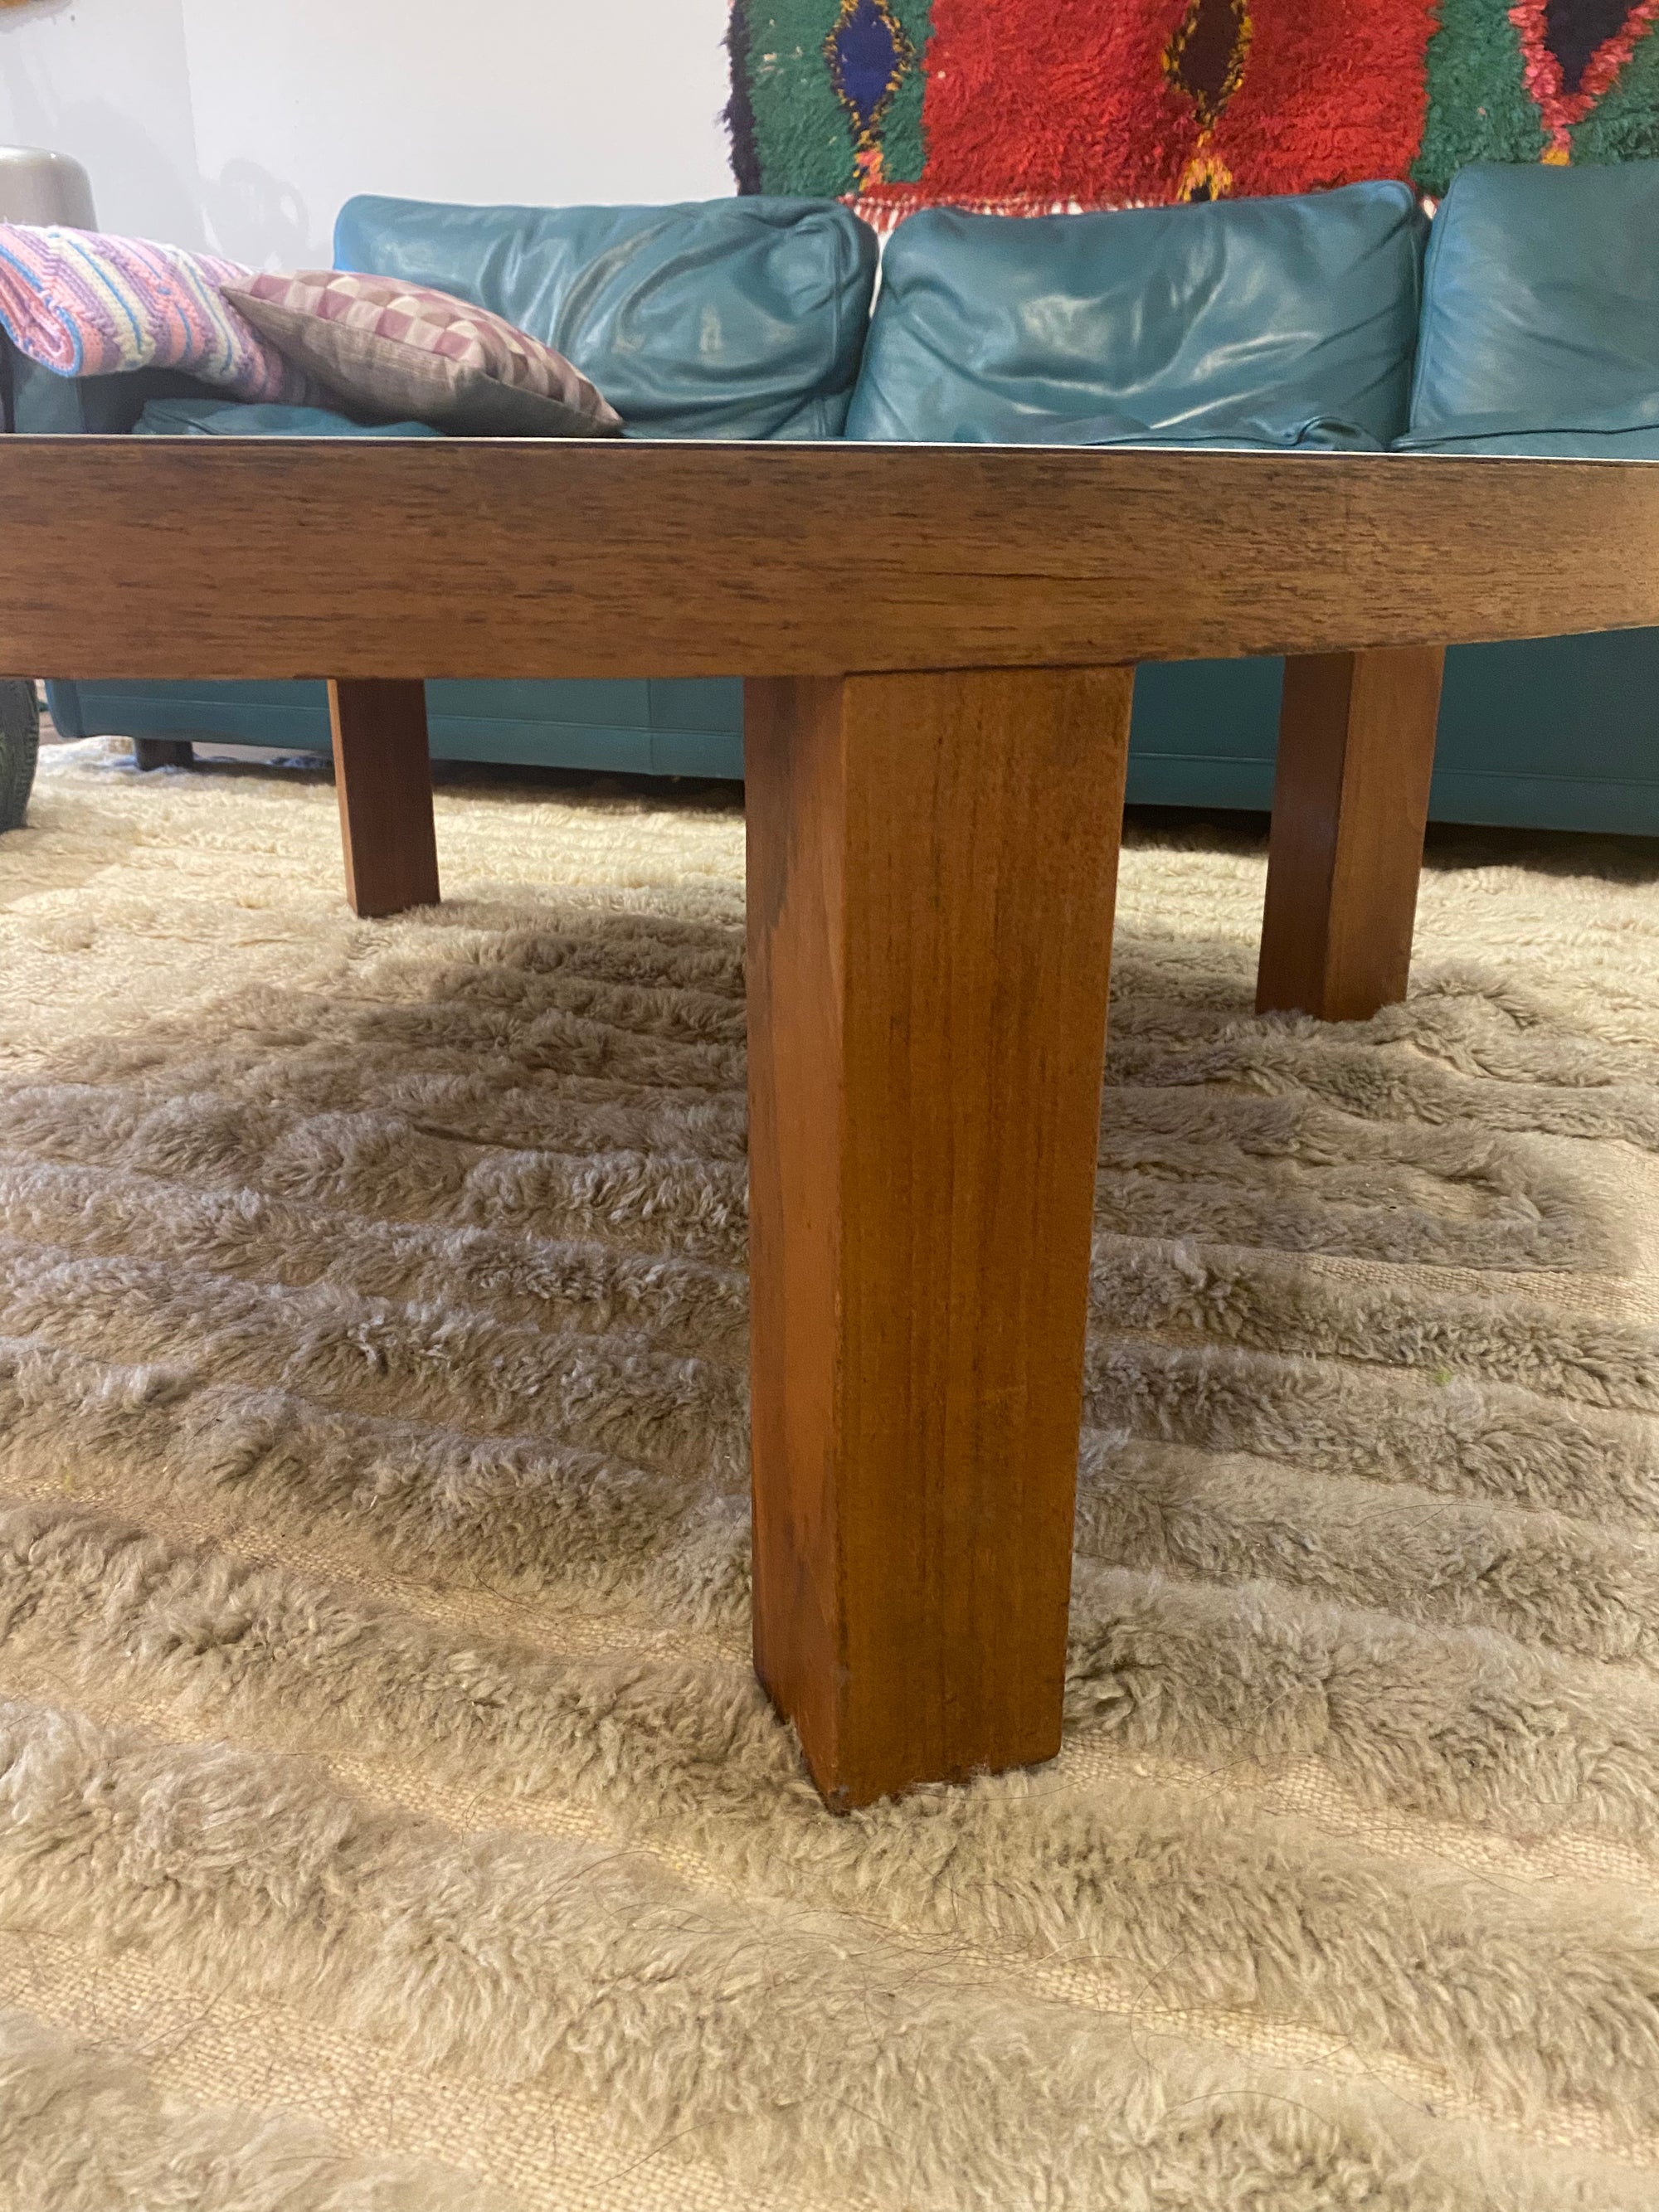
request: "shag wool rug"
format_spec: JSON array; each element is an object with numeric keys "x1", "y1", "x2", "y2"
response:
[
  {"x1": 2, "y1": 738, "x2": 1659, "y2": 2210},
  {"x1": 729, "y1": 0, "x2": 1659, "y2": 216}
]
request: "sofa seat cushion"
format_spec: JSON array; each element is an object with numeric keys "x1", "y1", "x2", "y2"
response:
[
  {"x1": 933, "y1": 405, "x2": 1384, "y2": 451},
  {"x1": 134, "y1": 396, "x2": 443, "y2": 437},
  {"x1": 332, "y1": 195, "x2": 877, "y2": 440},
  {"x1": 1410, "y1": 162, "x2": 1659, "y2": 436},
  {"x1": 844, "y1": 182, "x2": 1425, "y2": 446},
  {"x1": 1394, "y1": 403, "x2": 1659, "y2": 460}
]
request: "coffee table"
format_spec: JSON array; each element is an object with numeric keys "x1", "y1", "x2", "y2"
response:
[{"x1": 2, "y1": 434, "x2": 1647, "y2": 1806}]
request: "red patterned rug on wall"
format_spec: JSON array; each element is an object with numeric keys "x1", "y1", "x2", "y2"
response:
[
  {"x1": 727, "y1": 0, "x2": 1659, "y2": 216},
  {"x1": 902, "y1": 0, "x2": 1436, "y2": 216}
]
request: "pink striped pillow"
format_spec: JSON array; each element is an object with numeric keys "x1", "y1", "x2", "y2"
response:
[{"x1": 222, "y1": 270, "x2": 623, "y2": 437}]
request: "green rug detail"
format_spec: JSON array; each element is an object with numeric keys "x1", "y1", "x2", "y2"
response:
[
  {"x1": 1417, "y1": 0, "x2": 1659, "y2": 192},
  {"x1": 736, "y1": 0, "x2": 932, "y2": 200}
]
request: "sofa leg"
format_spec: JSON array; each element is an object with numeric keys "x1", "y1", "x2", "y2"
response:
[
  {"x1": 327, "y1": 678, "x2": 439, "y2": 916},
  {"x1": 133, "y1": 737, "x2": 193, "y2": 771},
  {"x1": 1256, "y1": 645, "x2": 1444, "y2": 1021},
  {"x1": 745, "y1": 665, "x2": 1132, "y2": 1809}
]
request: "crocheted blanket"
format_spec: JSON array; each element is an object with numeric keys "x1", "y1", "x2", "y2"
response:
[{"x1": 0, "y1": 224, "x2": 313, "y2": 401}]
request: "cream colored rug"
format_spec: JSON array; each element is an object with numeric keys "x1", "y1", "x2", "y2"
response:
[{"x1": 1, "y1": 737, "x2": 1658, "y2": 2211}]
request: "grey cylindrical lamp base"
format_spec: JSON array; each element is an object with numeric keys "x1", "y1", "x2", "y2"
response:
[{"x1": 0, "y1": 144, "x2": 96, "y2": 228}]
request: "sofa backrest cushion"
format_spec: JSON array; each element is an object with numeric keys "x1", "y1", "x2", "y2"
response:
[
  {"x1": 1409, "y1": 162, "x2": 1659, "y2": 434},
  {"x1": 333, "y1": 195, "x2": 877, "y2": 440},
  {"x1": 844, "y1": 181, "x2": 1426, "y2": 446}
]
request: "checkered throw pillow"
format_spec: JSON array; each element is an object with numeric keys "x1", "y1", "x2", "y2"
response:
[{"x1": 222, "y1": 270, "x2": 623, "y2": 437}]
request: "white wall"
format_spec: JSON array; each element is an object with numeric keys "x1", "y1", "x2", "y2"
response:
[
  {"x1": 1, "y1": 0, "x2": 733, "y2": 260},
  {"x1": 180, "y1": 0, "x2": 737, "y2": 266},
  {"x1": 0, "y1": 0, "x2": 205, "y2": 243}
]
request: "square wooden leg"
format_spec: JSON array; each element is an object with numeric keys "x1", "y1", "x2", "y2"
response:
[
  {"x1": 328, "y1": 678, "x2": 440, "y2": 917},
  {"x1": 133, "y1": 737, "x2": 193, "y2": 771},
  {"x1": 1256, "y1": 646, "x2": 1445, "y2": 1021},
  {"x1": 745, "y1": 665, "x2": 1134, "y2": 1809}
]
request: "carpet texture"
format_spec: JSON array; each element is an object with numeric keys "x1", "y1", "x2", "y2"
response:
[{"x1": 2, "y1": 739, "x2": 1659, "y2": 2209}]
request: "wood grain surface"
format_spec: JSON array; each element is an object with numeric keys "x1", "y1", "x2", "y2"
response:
[
  {"x1": 11, "y1": 432, "x2": 1629, "y2": 1803},
  {"x1": 2, "y1": 438, "x2": 1655, "y2": 678},
  {"x1": 1257, "y1": 647, "x2": 1445, "y2": 1019},
  {"x1": 746, "y1": 666, "x2": 1134, "y2": 1808},
  {"x1": 327, "y1": 678, "x2": 440, "y2": 916}
]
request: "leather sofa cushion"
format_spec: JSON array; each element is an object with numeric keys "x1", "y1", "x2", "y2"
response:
[
  {"x1": 1395, "y1": 403, "x2": 1659, "y2": 460},
  {"x1": 134, "y1": 397, "x2": 443, "y2": 437},
  {"x1": 874, "y1": 404, "x2": 1386, "y2": 450},
  {"x1": 844, "y1": 181, "x2": 1426, "y2": 446},
  {"x1": 1411, "y1": 161, "x2": 1659, "y2": 434},
  {"x1": 332, "y1": 195, "x2": 877, "y2": 440},
  {"x1": 1399, "y1": 432, "x2": 1659, "y2": 457}
]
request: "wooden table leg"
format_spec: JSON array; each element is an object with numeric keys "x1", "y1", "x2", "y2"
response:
[
  {"x1": 327, "y1": 678, "x2": 440, "y2": 917},
  {"x1": 1256, "y1": 645, "x2": 1445, "y2": 1021},
  {"x1": 746, "y1": 665, "x2": 1133, "y2": 1809}
]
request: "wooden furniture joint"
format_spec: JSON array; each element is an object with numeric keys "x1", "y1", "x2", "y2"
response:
[{"x1": 2, "y1": 435, "x2": 1638, "y2": 1806}]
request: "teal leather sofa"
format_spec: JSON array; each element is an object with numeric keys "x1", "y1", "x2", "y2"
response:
[
  {"x1": 24, "y1": 167, "x2": 1659, "y2": 830},
  {"x1": 28, "y1": 192, "x2": 880, "y2": 781}
]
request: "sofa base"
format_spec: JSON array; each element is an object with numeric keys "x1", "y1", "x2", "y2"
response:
[
  {"x1": 48, "y1": 625, "x2": 1659, "y2": 834},
  {"x1": 1127, "y1": 635, "x2": 1659, "y2": 835},
  {"x1": 46, "y1": 679, "x2": 747, "y2": 783}
]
